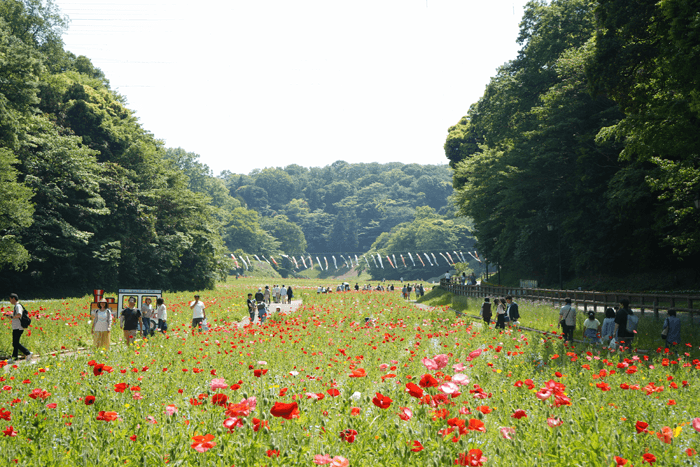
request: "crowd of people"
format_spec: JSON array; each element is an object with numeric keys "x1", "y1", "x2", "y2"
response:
[
  {"x1": 246, "y1": 285, "x2": 294, "y2": 324},
  {"x1": 478, "y1": 295, "x2": 520, "y2": 330}
]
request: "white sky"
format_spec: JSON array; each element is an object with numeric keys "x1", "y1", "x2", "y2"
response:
[{"x1": 55, "y1": 0, "x2": 531, "y2": 176}]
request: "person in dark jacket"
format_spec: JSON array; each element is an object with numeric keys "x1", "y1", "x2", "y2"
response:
[
  {"x1": 614, "y1": 298, "x2": 634, "y2": 349},
  {"x1": 480, "y1": 298, "x2": 492, "y2": 327},
  {"x1": 506, "y1": 295, "x2": 519, "y2": 325}
]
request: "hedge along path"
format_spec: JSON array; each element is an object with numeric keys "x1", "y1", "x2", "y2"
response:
[{"x1": 1, "y1": 299, "x2": 304, "y2": 367}]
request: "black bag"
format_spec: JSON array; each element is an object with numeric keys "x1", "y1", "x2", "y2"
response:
[
  {"x1": 19, "y1": 305, "x2": 32, "y2": 328},
  {"x1": 661, "y1": 318, "x2": 668, "y2": 340}
]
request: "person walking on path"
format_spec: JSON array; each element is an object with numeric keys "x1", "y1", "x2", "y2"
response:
[
  {"x1": 614, "y1": 298, "x2": 635, "y2": 349},
  {"x1": 190, "y1": 294, "x2": 206, "y2": 334},
  {"x1": 155, "y1": 297, "x2": 168, "y2": 333},
  {"x1": 286, "y1": 285, "x2": 294, "y2": 303},
  {"x1": 263, "y1": 286, "x2": 271, "y2": 305},
  {"x1": 141, "y1": 297, "x2": 154, "y2": 338},
  {"x1": 280, "y1": 285, "x2": 287, "y2": 304},
  {"x1": 246, "y1": 293, "x2": 257, "y2": 323},
  {"x1": 120, "y1": 296, "x2": 142, "y2": 346},
  {"x1": 559, "y1": 298, "x2": 576, "y2": 343},
  {"x1": 506, "y1": 295, "x2": 519, "y2": 326},
  {"x1": 8, "y1": 293, "x2": 32, "y2": 362},
  {"x1": 480, "y1": 298, "x2": 492, "y2": 327},
  {"x1": 662, "y1": 309, "x2": 681, "y2": 349},
  {"x1": 92, "y1": 298, "x2": 112, "y2": 349}
]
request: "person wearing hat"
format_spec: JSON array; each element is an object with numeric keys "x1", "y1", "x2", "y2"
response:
[
  {"x1": 92, "y1": 298, "x2": 113, "y2": 349},
  {"x1": 120, "y1": 296, "x2": 142, "y2": 346}
]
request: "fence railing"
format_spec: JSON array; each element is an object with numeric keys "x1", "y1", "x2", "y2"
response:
[{"x1": 440, "y1": 278, "x2": 699, "y2": 323}]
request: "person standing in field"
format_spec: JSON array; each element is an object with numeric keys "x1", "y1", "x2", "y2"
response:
[
  {"x1": 614, "y1": 298, "x2": 634, "y2": 349},
  {"x1": 506, "y1": 295, "x2": 519, "y2": 326},
  {"x1": 480, "y1": 297, "x2": 492, "y2": 327},
  {"x1": 8, "y1": 293, "x2": 32, "y2": 362},
  {"x1": 582, "y1": 311, "x2": 601, "y2": 344},
  {"x1": 263, "y1": 286, "x2": 271, "y2": 305},
  {"x1": 120, "y1": 296, "x2": 142, "y2": 346},
  {"x1": 286, "y1": 285, "x2": 293, "y2": 303},
  {"x1": 155, "y1": 297, "x2": 168, "y2": 333},
  {"x1": 495, "y1": 298, "x2": 507, "y2": 329},
  {"x1": 92, "y1": 298, "x2": 112, "y2": 349},
  {"x1": 662, "y1": 309, "x2": 681, "y2": 349},
  {"x1": 190, "y1": 294, "x2": 206, "y2": 333},
  {"x1": 600, "y1": 308, "x2": 616, "y2": 346},
  {"x1": 559, "y1": 298, "x2": 576, "y2": 343},
  {"x1": 273, "y1": 284, "x2": 281, "y2": 303}
]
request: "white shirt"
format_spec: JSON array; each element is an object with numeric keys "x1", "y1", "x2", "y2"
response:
[
  {"x1": 93, "y1": 309, "x2": 113, "y2": 332},
  {"x1": 156, "y1": 304, "x2": 167, "y2": 321},
  {"x1": 273, "y1": 286, "x2": 280, "y2": 296},
  {"x1": 141, "y1": 303, "x2": 154, "y2": 319},
  {"x1": 12, "y1": 303, "x2": 24, "y2": 330},
  {"x1": 191, "y1": 300, "x2": 205, "y2": 319},
  {"x1": 281, "y1": 287, "x2": 287, "y2": 296}
]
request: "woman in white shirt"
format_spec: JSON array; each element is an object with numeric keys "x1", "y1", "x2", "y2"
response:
[
  {"x1": 92, "y1": 298, "x2": 113, "y2": 349},
  {"x1": 155, "y1": 298, "x2": 168, "y2": 333}
]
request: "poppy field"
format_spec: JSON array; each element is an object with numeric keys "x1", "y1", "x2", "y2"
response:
[{"x1": 1, "y1": 279, "x2": 699, "y2": 466}]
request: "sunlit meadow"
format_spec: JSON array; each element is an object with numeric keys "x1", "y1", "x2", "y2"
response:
[{"x1": 0, "y1": 279, "x2": 698, "y2": 466}]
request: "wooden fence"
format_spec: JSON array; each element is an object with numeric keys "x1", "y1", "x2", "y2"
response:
[{"x1": 440, "y1": 279, "x2": 699, "y2": 323}]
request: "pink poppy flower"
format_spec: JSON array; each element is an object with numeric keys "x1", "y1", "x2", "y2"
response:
[
  {"x1": 547, "y1": 417, "x2": 563, "y2": 427},
  {"x1": 693, "y1": 418, "x2": 700, "y2": 433},
  {"x1": 331, "y1": 456, "x2": 349, "y2": 467},
  {"x1": 314, "y1": 454, "x2": 333, "y2": 465},
  {"x1": 398, "y1": 407, "x2": 413, "y2": 421},
  {"x1": 536, "y1": 389, "x2": 552, "y2": 400},
  {"x1": 452, "y1": 374, "x2": 470, "y2": 386},
  {"x1": 438, "y1": 382, "x2": 460, "y2": 395},
  {"x1": 223, "y1": 417, "x2": 243, "y2": 432},
  {"x1": 379, "y1": 364, "x2": 389, "y2": 371},
  {"x1": 500, "y1": 426, "x2": 515, "y2": 439},
  {"x1": 421, "y1": 357, "x2": 438, "y2": 370},
  {"x1": 164, "y1": 405, "x2": 178, "y2": 416},
  {"x1": 210, "y1": 378, "x2": 228, "y2": 391},
  {"x1": 433, "y1": 354, "x2": 449, "y2": 369},
  {"x1": 452, "y1": 363, "x2": 466, "y2": 372}
]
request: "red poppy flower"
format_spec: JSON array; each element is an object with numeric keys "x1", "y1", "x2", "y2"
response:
[
  {"x1": 270, "y1": 401, "x2": 299, "y2": 419},
  {"x1": 84, "y1": 395, "x2": 96, "y2": 406},
  {"x1": 455, "y1": 449, "x2": 487, "y2": 466},
  {"x1": 253, "y1": 369, "x2": 268, "y2": 377},
  {"x1": 2, "y1": 425, "x2": 17, "y2": 437},
  {"x1": 266, "y1": 449, "x2": 279, "y2": 458},
  {"x1": 326, "y1": 388, "x2": 340, "y2": 397},
  {"x1": 405, "y1": 383, "x2": 424, "y2": 398},
  {"x1": 96, "y1": 411, "x2": 119, "y2": 422},
  {"x1": 410, "y1": 440, "x2": 424, "y2": 452},
  {"x1": 189, "y1": 398, "x2": 202, "y2": 406},
  {"x1": 114, "y1": 383, "x2": 128, "y2": 393},
  {"x1": 372, "y1": 392, "x2": 392, "y2": 409},
  {"x1": 656, "y1": 426, "x2": 673, "y2": 444},
  {"x1": 191, "y1": 434, "x2": 216, "y2": 453},
  {"x1": 467, "y1": 418, "x2": 485, "y2": 432},
  {"x1": 252, "y1": 418, "x2": 269, "y2": 432},
  {"x1": 614, "y1": 456, "x2": 629, "y2": 466},
  {"x1": 642, "y1": 453, "x2": 656, "y2": 464},
  {"x1": 419, "y1": 374, "x2": 439, "y2": 388},
  {"x1": 687, "y1": 448, "x2": 697, "y2": 457},
  {"x1": 211, "y1": 393, "x2": 228, "y2": 407},
  {"x1": 0, "y1": 408, "x2": 10, "y2": 420},
  {"x1": 511, "y1": 409, "x2": 527, "y2": 419},
  {"x1": 350, "y1": 407, "x2": 361, "y2": 416},
  {"x1": 348, "y1": 368, "x2": 366, "y2": 378},
  {"x1": 223, "y1": 417, "x2": 243, "y2": 432},
  {"x1": 635, "y1": 421, "x2": 649, "y2": 434},
  {"x1": 476, "y1": 405, "x2": 492, "y2": 414},
  {"x1": 398, "y1": 407, "x2": 413, "y2": 421},
  {"x1": 339, "y1": 429, "x2": 357, "y2": 443}
]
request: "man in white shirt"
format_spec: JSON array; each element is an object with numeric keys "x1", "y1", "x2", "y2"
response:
[
  {"x1": 273, "y1": 285, "x2": 280, "y2": 303},
  {"x1": 280, "y1": 285, "x2": 287, "y2": 304},
  {"x1": 190, "y1": 294, "x2": 206, "y2": 334}
]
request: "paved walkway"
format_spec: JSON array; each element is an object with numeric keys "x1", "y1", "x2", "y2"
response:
[{"x1": 237, "y1": 299, "x2": 303, "y2": 327}]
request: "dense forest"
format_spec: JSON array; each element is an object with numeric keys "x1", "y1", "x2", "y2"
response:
[
  {"x1": 0, "y1": 0, "x2": 473, "y2": 295},
  {"x1": 446, "y1": 0, "x2": 700, "y2": 289}
]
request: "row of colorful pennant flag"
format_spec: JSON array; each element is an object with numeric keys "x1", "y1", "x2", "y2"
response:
[{"x1": 228, "y1": 250, "x2": 482, "y2": 271}]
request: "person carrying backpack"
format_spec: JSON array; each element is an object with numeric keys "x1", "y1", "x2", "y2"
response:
[{"x1": 8, "y1": 293, "x2": 32, "y2": 363}]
